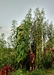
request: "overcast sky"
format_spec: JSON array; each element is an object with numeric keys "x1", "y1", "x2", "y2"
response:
[{"x1": 0, "y1": 0, "x2": 54, "y2": 39}]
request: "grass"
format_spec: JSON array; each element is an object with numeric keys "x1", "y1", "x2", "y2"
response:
[
  {"x1": 46, "y1": 69, "x2": 54, "y2": 75},
  {"x1": 7, "y1": 69, "x2": 54, "y2": 75}
]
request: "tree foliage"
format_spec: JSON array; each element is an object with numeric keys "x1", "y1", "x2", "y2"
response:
[
  {"x1": 0, "y1": 33, "x2": 6, "y2": 48},
  {"x1": 15, "y1": 9, "x2": 32, "y2": 63}
]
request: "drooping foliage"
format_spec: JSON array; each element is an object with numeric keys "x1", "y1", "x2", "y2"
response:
[{"x1": 15, "y1": 9, "x2": 32, "y2": 63}]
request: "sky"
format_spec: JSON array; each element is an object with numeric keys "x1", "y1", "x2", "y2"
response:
[{"x1": 0, "y1": 0, "x2": 54, "y2": 40}]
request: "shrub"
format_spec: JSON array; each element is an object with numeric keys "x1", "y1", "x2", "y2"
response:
[{"x1": 42, "y1": 54, "x2": 53, "y2": 69}]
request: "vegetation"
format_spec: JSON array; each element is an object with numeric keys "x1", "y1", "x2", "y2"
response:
[{"x1": 0, "y1": 8, "x2": 54, "y2": 75}]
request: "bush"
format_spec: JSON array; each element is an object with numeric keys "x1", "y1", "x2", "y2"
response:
[
  {"x1": 52, "y1": 62, "x2": 54, "y2": 69},
  {"x1": 42, "y1": 54, "x2": 53, "y2": 69}
]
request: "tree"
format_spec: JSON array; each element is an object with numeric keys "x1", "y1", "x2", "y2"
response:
[
  {"x1": 33, "y1": 8, "x2": 54, "y2": 68},
  {"x1": 0, "y1": 33, "x2": 6, "y2": 48},
  {"x1": 15, "y1": 9, "x2": 32, "y2": 63},
  {"x1": 46, "y1": 22, "x2": 53, "y2": 48},
  {"x1": 0, "y1": 33, "x2": 6, "y2": 69},
  {"x1": 7, "y1": 20, "x2": 18, "y2": 48}
]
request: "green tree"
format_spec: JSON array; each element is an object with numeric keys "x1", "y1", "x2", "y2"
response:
[
  {"x1": 46, "y1": 22, "x2": 53, "y2": 48},
  {"x1": 0, "y1": 33, "x2": 6, "y2": 48},
  {"x1": 8, "y1": 20, "x2": 17, "y2": 48},
  {"x1": 15, "y1": 9, "x2": 32, "y2": 63},
  {"x1": 33, "y1": 8, "x2": 45, "y2": 67},
  {"x1": 33, "y1": 8, "x2": 54, "y2": 68}
]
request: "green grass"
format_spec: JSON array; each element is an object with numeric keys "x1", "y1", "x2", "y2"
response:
[
  {"x1": 8, "y1": 69, "x2": 54, "y2": 75},
  {"x1": 51, "y1": 69, "x2": 54, "y2": 75},
  {"x1": 46, "y1": 69, "x2": 54, "y2": 75}
]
